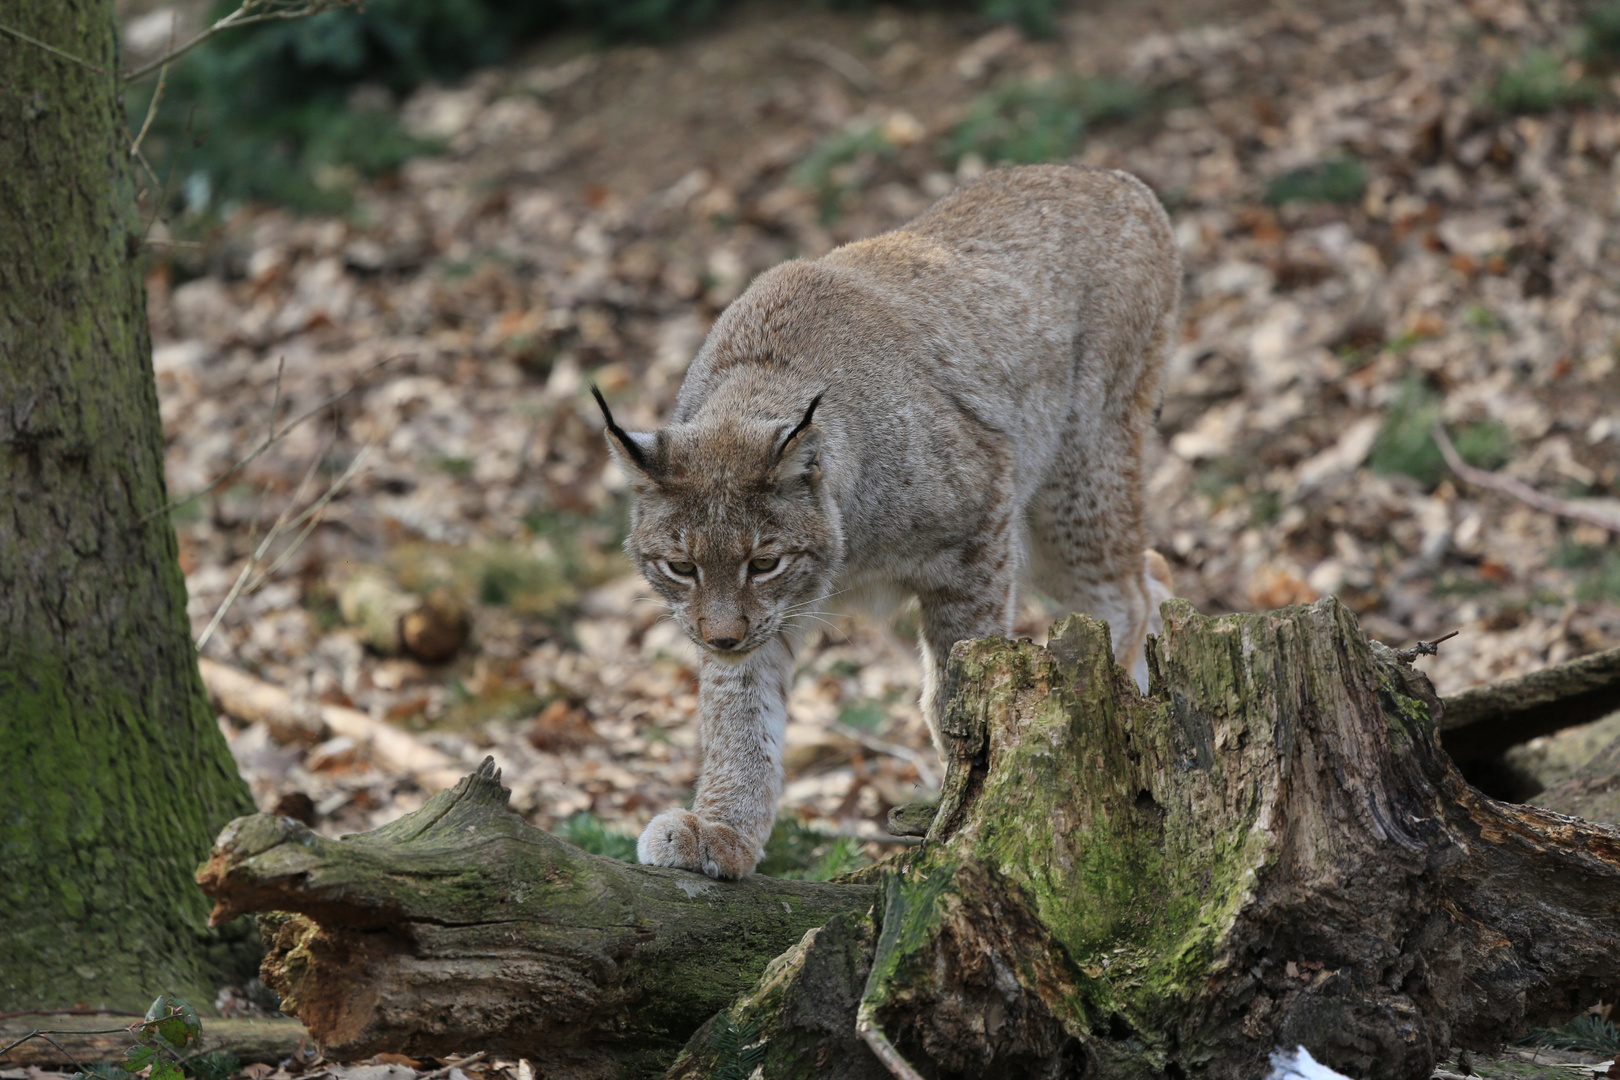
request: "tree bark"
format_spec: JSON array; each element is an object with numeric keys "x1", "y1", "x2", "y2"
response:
[
  {"x1": 196, "y1": 760, "x2": 878, "y2": 1079},
  {"x1": 200, "y1": 599, "x2": 1620, "y2": 1080},
  {"x1": 0, "y1": 2, "x2": 255, "y2": 1010}
]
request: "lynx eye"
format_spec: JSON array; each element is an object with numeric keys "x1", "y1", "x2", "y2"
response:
[
  {"x1": 749, "y1": 556, "x2": 781, "y2": 574},
  {"x1": 666, "y1": 560, "x2": 697, "y2": 577}
]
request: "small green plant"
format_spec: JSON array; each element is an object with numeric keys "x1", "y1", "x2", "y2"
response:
[
  {"x1": 1524, "y1": 1014, "x2": 1620, "y2": 1054},
  {"x1": 1368, "y1": 376, "x2": 1514, "y2": 489},
  {"x1": 976, "y1": 0, "x2": 1065, "y2": 36},
  {"x1": 1488, "y1": 49, "x2": 1598, "y2": 114},
  {"x1": 1554, "y1": 542, "x2": 1620, "y2": 601},
  {"x1": 70, "y1": 996, "x2": 203, "y2": 1080},
  {"x1": 1463, "y1": 303, "x2": 1505, "y2": 332},
  {"x1": 1264, "y1": 155, "x2": 1367, "y2": 206},
  {"x1": 756, "y1": 818, "x2": 870, "y2": 880},
  {"x1": 556, "y1": 811, "x2": 639, "y2": 860},
  {"x1": 946, "y1": 76, "x2": 1145, "y2": 166},
  {"x1": 710, "y1": 1013, "x2": 767, "y2": 1080},
  {"x1": 1580, "y1": 1, "x2": 1620, "y2": 63},
  {"x1": 793, "y1": 123, "x2": 898, "y2": 223},
  {"x1": 837, "y1": 697, "x2": 888, "y2": 733}
]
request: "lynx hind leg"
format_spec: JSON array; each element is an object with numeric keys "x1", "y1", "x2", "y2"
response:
[{"x1": 1143, "y1": 549, "x2": 1174, "y2": 638}]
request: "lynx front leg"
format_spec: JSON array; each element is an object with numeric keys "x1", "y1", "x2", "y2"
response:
[{"x1": 637, "y1": 635, "x2": 793, "y2": 879}]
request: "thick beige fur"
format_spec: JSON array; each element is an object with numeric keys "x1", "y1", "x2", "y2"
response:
[{"x1": 597, "y1": 165, "x2": 1181, "y2": 878}]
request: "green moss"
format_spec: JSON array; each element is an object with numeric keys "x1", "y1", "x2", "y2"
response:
[
  {"x1": 793, "y1": 124, "x2": 898, "y2": 225},
  {"x1": 1488, "y1": 50, "x2": 1598, "y2": 114},
  {"x1": 1369, "y1": 375, "x2": 1515, "y2": 489},
  {"x1": 945, "y1": 76, "x2": 1146, "y2": 167},
  {"x1": 1264, "y1": 155, "x2": 1367, "y2": 206}
]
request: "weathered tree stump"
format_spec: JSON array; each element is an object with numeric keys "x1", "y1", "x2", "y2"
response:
[{"x1": 200, "y1": 599, "x2": 1620, "y2": 1080}]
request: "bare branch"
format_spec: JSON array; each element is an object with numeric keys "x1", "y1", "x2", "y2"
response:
[
  {"x1": 787, "y1": 39, "x2": 878, "y2": 94},
  {"x1": 129, "y1": 15, "x2": 177, "y2": 161},
  {"x1": 0, "y1": 23, "x2": 105, "y2": 74},
  {"x1": 122, "y1": 0, "x2": 360, "y2": 83},
  {"x1": 1434, "y1": 423, "x2": 1620, "y2": 535},
  {"x1": 196, "y1": 442, "x2": 370, "y2": 652}
]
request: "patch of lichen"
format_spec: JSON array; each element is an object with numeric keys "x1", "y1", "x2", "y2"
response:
[{"x1": 909, "y1": 613, "x2": 1270, "y2": 1044}]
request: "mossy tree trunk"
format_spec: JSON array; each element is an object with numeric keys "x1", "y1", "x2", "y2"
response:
[
  {"x1": 201, "y1": 600, "x2": 1620, "y2": 1080},
  {"x1": 0, "y1": 1, "x2": 255, "y2": 1011}
]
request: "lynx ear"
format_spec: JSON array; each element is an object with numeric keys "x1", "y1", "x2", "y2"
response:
[
  {"x1": 591, "y1": 385, "x2": 662, "y2": 491},
  {"x1": 769, "y1": 393, "x2": 823, "y2": 493}
]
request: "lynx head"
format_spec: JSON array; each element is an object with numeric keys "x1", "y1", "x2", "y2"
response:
[{"x1": 592, "y1": 387, "x2": 841, "y2": 660}]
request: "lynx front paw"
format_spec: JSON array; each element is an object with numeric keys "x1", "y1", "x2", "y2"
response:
[{"x1": 636, "y1": 809, "x2": 759, "y2": 879}]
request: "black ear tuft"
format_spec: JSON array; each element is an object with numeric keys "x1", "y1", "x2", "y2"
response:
[
  {"x1": 591, "y1": 383, "x2": 652, "y2": 473},
  {"x1": 774, "y1": 392, "x2": 824, "y2": 461},
  {"x1": 770, "y1": 392, "x2": 825, "y2": 491}
]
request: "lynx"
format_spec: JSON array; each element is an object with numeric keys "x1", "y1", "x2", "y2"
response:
[{"x1": 593, "y1": 164, "x2": 1180, "y2": 879}]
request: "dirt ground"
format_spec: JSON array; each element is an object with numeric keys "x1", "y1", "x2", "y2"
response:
[{"x1": 122, "y1": 0, "x2": 1620, "y2": 880}]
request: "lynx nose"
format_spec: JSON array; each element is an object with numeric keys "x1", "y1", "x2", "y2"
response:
[{"x1": 700, "y1": 616, "x2": 748, "y2": 651}]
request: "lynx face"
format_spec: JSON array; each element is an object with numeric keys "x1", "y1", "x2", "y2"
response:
[{"x1": 595, "y1": 390, "x2": 840, "y2": 660}]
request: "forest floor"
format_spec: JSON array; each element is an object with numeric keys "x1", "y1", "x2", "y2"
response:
[{"x1": 121, "y1": 0, "x2": 1620, "y2": 984}]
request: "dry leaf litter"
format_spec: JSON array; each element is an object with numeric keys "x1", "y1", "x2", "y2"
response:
[{"x1": 130, "y1": 0, "x2": 1620, "y2": 868}]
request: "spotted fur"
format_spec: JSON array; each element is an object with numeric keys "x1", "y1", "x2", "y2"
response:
[{"x1": 599, "y1": 165, "x2": 1181, "y2": 878}]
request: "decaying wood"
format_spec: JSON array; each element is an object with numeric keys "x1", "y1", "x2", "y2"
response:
[
  {"x1": 201, "y1": 601, "x2": 1620, "y2": 1080},
  {"x1": 1439, "y1": 643, "x2": 1620, "y2": 770},
  {"x1": 198, "y1": 657, "x2": 466, "y2": 790},
  {"x1": 0, "y1": 1014, "x2": 311, "y2": 1066},
  {"x1": 671, "y1": 600, "x2": 1620, "y2": 1080},
  {"x1": 338, "y1": 569, "x2": 469, "y2": 663},
  {"x1": 196, "y1": 761, "x2": 876, "y2": 1079}
]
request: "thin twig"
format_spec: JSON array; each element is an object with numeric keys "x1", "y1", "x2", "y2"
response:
[
  {"x1": 1434, "y1": 424, "x2": 1620, "y2": 534},
  {"x1": 244, "y1": 441, "x2": 373, "y2": 591},
  {"x1": 0, "y1": 23, "x2": 105, "y2": 74},
  {"x1": 139, "y1": 352, "x2": 408, "y2": 525},
  {"x1": 788, "y1": 39, "x2": 878, "y2": 93},
  {"x1": 855, "y1": 1006, "x2": 927, "y2": 1080},
  {"x1": 197, "y1": 442, "x2": 371, "y2": 652},
  {"x1": 1394, "y1": 630, "x2": 1459, "y2": 665},
  {"x1": 129, "y1": 15, "x2": 175, "y2": 161},
  {"x1": 130, "y1": 63, "x2": 168, "y2": 160},
  {"x1": 0, "y1": 1009, "x2": 142, "y2": 1022},
  {"x1": 420, "y1": 1051, "x2": 488, "y2": 1080},
  {"x1": 0, "y1": 1032, "x2": 92, "y2": 1072},
  {"x1": 122, "y1": 0, "x2": 358, "y2": 83}
]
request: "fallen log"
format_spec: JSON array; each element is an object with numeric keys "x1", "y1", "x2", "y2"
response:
[
  {"x1": 201, "y1": 600, "x2": 1620, "y2": 1080},
  {"x1": 0, "y1": 1014, "x2": 310, "y2": 1067},
  {"x1": 198, "y1": 657, "x2": 467, "y2": 791},
  {"x1": 1439, "y1": 642, "x2": 1620, "y2": 771},
  {"x1": 196, "y1": 761, "x2": 875, "y2": 1079}
]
